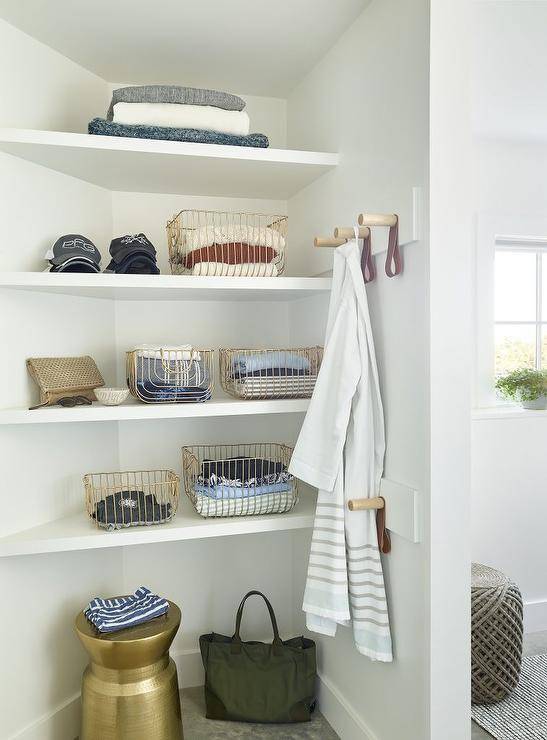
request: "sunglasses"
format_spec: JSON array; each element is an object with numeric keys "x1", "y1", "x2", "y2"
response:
[{"x1": 56, "y1": 396, "x2": 93, "y2": 408}]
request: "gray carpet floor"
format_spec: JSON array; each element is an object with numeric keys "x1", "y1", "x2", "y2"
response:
[
  {"x1": 180, "y1": 687, "x2": 339, "y2": 739},
  {"x1": 472, "y1": 630, "x2": 547, "y2": 739}
]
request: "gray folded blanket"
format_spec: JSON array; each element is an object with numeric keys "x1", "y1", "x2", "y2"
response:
[
  {"x1": 89, "y1": 118, "x2": 269, "y2": 148},
  {"x1": 106, "y1": 85, "x2": 245, "y2": 120}
]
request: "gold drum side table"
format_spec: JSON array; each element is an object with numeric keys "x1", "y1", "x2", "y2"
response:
[{"x1": 75, "y1": 600, "x2": 183, "y2": 740}]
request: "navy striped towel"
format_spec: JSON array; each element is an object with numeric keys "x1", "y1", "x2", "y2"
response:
[{"x1": 85, "y1": 586, "x2": 169, "y2": 633}]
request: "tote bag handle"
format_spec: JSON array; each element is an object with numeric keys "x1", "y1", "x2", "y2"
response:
[{"x1": 233, "y1": 590, "x2": 282, "y2": 646}]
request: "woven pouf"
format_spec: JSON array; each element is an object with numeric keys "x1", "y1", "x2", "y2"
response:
[{"x1": 471, "y1": 563, "x2": 524, "y2": 705}]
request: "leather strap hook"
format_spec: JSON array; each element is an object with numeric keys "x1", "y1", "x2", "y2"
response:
[
  {"x1": 385, "y1": 215, "x2": 402, "y2": 278},
  {"x1": 376, "y1": 497, "x2": 391, "y2": 554},
  {"x1": 361, "y1": 230, "x2": 376, "y2": 283}
]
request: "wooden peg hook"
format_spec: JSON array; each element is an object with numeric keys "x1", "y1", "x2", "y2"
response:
[{"x1": 347, "y1": 496, "x2": 391, "y2": 554}]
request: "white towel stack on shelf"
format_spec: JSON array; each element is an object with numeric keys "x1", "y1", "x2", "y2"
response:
[{"x1": 112, "y1": 102, "x2": 251, "y2": 136}]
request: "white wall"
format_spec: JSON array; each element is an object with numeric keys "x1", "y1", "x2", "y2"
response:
[
  {"x1": 475, "y1": 137, "x2": 547, "y2": 216},
  {"x1": 471, "y1": 416, "x2": 547, "y2": 632},
  {"x1": 471, "y1": 3, "x2": 547, "y2": 635},
  {"x1": 286, "y1": 0, "x2": 432, "y2": 738},
  {"x1": 429, "y1": 0, "x2": 472, "y2": 738},
  {"x1": 0, "y1": 17, "x2": 108, "y2": 132},
  {"x1": 471, "y1": 137, "x2": 547, "y2": 629}
]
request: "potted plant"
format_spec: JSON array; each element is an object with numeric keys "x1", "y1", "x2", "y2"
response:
[{"x1": 495, "y1": 368, "x2": 547, "y2": 409}]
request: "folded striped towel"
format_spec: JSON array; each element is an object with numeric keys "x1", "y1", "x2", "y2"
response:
[{"x1": 85, "y1": 586, "x2": 169, "y2": 633}]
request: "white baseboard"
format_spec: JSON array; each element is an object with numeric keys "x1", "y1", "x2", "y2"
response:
[
  {"x1": 8, "y1": 692, "x2": 80, "y2": 740},
  {"x1": 172, "y1": 647, "x2": 205, "y2": 688},
  {"x1": 317, "y1": 672, "x2": 378, "y2": 740},
  {"x1": 9, "y1": 651, "x2": 365, "y2": 740},
  {"x1": 524, "y1": 599, "x2": 547, "y2": 634}
]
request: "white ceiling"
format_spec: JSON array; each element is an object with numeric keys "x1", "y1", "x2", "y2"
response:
[
  {"x1": 473, "y1": 1, "x2": 547, "y2": 141},
  {"x1": 0, "y1": 0, "x2": 369, "y2": 97}
]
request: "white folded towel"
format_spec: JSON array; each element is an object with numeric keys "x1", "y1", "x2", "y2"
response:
[
  {"x1": 113, "y1": 102, "x2": 251, "y2": 136},
  {"x1": 183, "y1": 224, "x2": 285, "y2": 252},
  {"x1": 191, "y1": 262, "x2": 278, "y2": 277}
]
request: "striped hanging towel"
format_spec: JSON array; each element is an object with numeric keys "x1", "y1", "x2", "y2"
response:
[
  {"x1": 85, "y1": 586, "x2": 169, "y2": 633},
  {"x1": 289, "y1": 237, "x2": 392, "y2": 661}
]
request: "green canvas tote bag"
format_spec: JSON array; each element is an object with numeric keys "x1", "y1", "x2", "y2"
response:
[{"x1": 199, "y1": 590, "x2": 317, "y2": 723}]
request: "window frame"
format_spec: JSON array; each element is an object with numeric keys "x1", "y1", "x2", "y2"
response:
[{"x1": 475, "y1": 215, "x2": 547, "y2": 407}]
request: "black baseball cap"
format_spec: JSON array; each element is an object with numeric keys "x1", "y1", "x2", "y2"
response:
[
  {"x1": 46, "y1": 234, "x2": 101, "y2": 267},
  {"x1": 109, "y1": 234, "x2": 156, "y2": 264},
  {"x1": 105, "y1": 252, "x2": 160, "y2": 274},
  {"x1": 51, "y1": 256, "x2": 100, "y2": 273}
]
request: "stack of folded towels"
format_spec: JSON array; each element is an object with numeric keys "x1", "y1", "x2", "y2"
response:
[
  {"x1": 193, "y1": 456, "x2": 295, "y2": 517},
  {"x1": 230, "y1": 351, "x2": 318, "y2": 398},
  {"x1": 85, "y1": 586, "x2": 169, "y2": 633},
  {"x1": 182, "y1": 223, "x2": 284, "y2": 277},
  {"x1": 89, "y1": 85, "x2": 269, "y2": 148}
]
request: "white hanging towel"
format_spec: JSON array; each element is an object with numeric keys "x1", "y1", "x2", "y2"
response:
[{"x1": 288, "y1": 233, "x2": 393, "y2": 661}]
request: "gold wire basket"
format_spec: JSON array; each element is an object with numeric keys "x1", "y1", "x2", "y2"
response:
[
  {"x1": 219, "y1": 347, "x2": 323, "y2": 400},
  {"x1": 182, "y1": 443, "x2": 298, "y2": 518},
  {"x1": 166, "y1": 209, "x2": 287, "y2": 276},
  {"x1": 126, "y1": 346, "x2": 214, "y2": 403},
  {"x1": 83, "y1": 470, "x2": 180, "y2": 530}
]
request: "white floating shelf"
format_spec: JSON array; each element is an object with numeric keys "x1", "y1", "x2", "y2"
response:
[
  {"x1": 0, "y1": 128, "x2": 338, "y2": 199},
  {"x1": 0, "y1": 273, "x2": 332, "y2": 302},
  {"x1": 0, "y1": 492, "x2": 316, "y2": 558},
  {"x1": 0, "y1": 397, "x2": 310, "y2": 425}
]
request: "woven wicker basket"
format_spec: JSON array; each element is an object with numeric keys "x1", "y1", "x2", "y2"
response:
[
  {"x1": 166, "y1": 209, "x2": 287, "y2": 277},
  {"x1": 182, "y1": 443, "x2": 297, "y2": 518}
]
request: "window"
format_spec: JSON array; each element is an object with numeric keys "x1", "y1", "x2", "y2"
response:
[
  {"x1": 494, "y1": 239, "x2": 547, "y2": 376},
  {"x1": 475, "y1": 216, "x2": 547, "y2": 407}
]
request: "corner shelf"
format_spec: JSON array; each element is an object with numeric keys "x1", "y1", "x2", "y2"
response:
[
  {"x1": 0, "y1": 397, "x2": 311, "y2": 425},
  {"x1": 0, "y1": 273, "x2": 332, "y2": 302},
  {"x1": 0, "y1": 128, "x2": 338, "y2": 199},
  {"x1": 0, "y1": 490, "x2": 316, "y2": 557}
]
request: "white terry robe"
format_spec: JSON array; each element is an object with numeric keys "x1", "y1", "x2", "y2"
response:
[{"x1": 288, "y1": 236, "x2": 393, "y2": 662}]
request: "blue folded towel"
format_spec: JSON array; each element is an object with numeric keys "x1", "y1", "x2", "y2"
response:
[
  {"x1": 85, "y1": 586, "x2": 169, "y2": 633},
  {"x1": 194, "y1": 481, "x2": 291, "y2": 500},
  {"x1": 88, "y1": 118, "x2": 269, "y2": 148}
]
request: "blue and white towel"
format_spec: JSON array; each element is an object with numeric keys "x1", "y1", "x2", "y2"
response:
[
  {"x1": 194, "y1": 481, "x2": 291, "y2": 500},
  {"x1": 85, "y1": 586, "x2": 169, "y2": 633}
]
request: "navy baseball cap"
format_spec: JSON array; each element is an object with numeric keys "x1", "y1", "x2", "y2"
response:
[{"x1": 109, "y1": 234, "x2": 156, "y2": 264}]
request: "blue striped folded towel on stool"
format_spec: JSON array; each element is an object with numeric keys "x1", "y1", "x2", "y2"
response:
[{"x1": 85, "y1": 586, "x2": 169, "y2": 633}]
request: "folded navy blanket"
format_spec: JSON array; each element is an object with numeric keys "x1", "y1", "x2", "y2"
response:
[
  {"x1": 198, "y1": 457, "x2": 291, "y2": 487},
  {"x1": 106, "y1": 85, "x2": 246, "y2": 120},
  {"x1": 89, "y1": 118, "x2": 269, "y2": 148},
  {"x1": 92, "y1": 490, "x2": 172, "y2": 530},
  {"x1": 85, "y1": 586, "x2": 169, "y2": 633}
]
